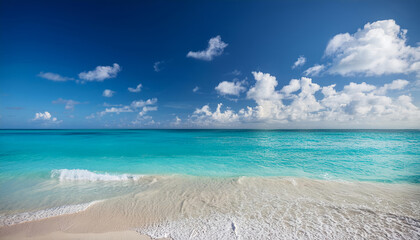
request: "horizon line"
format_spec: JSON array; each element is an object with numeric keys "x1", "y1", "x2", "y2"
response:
[{"x1": 1, "y1": 128, "x2": 419, "y2": 131}]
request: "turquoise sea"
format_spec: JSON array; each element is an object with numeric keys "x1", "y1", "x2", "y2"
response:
[
  {"x1": 0, "y1": 130, "x2": 419, "y2": 239},
  {"x1": 1, "y1": 129, "x2": 419, "y2": 181}
]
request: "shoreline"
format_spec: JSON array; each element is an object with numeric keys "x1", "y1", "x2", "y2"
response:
[
  {"x1": 1, "y1": 176, "x2": 419, "y2": 239},
  {"x1": 1, "y1": 231, "x2": 166, "y2": 240}
]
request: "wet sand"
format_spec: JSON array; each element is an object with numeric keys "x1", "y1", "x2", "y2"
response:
[{"x1": 1, "y1": 176, "x2": 419, "y2": 239}]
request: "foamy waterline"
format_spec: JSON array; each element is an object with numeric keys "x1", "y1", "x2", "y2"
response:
[
  {"x1": 51, "y1": 169, "x2": 142, "y2": 181},
  {"x1": 0, "y1": 200, "x2": 101, "y2": 227}
]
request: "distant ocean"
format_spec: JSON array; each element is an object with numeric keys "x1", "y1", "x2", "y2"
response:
[{"x1": 1, "y1": 130, "x2": 419, "y2": 239}]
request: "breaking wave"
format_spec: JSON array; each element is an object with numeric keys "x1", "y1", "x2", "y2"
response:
[{"x1": 51, "y1": 169, "x2": 142, "y2": 181}]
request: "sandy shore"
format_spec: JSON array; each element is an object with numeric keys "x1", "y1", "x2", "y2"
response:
[
  {"x1": 1, "y1": 176, "x2": 419, "y2": 239},
  {"x1": 2, "y1": 230, "x2": 161, "y2": 240}
]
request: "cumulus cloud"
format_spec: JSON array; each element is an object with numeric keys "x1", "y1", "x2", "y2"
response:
[
  {"x1": 247, "y1": 71, "x2": 281, "y2": 101},
  {"x1": 215, "y1": 80, "x2": 246, "y2": 96},
  {"x1": 52, "y1": 98, "x2": 81, "y2": 110},
  {"x1": 190, "y1": 71, "x2": 420, "y2": 128},
  {"x1": 103, "y1": 89, "x2": 115, "y2": 97},
  {"x1": 324, "y1": 19, "x2": 420, "y2": 77},
  {"x1": 304, "y1": 64, "x2": 325, "y2": 76},
  {"x1": 292, "y1": 56, "x2": 306, "y2": 69},
  {"x1": 280, "y1": 79, "x2": 301, "y2": 96},
  {"x1": 33, "y1": 111, "x2": 61, "y2": 123},
  {"x1": 187, "y1": 36, "x2": 228, "y2": 61},
  {"x1": 79, "y1": 63, "x2": 121, "y2": 81},
  {"x1": 128, "y1": 83, "x2": 142, "y2": 93},
  {"x1": 375, "y1": 79, "x2": 409, "y2": 95},
  {"x1": 244, "y1": 73, "x2": 322, "y2": 122},
  {"x1": 38, "y1": 72, "x2": 73, "y2": 82},
  {"x1": 191, "y1": 104, "x2": 239, "y2": 126},
  {"x1": 33, "y1": 112, "x2": 52, "y2": 120},
  {"x1": 193, "y1": 86, "x2": 200, "y2": 93}
]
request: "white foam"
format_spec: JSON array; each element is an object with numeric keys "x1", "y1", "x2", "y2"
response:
[
  {"x1": 138, "y1": 211, "x2": 420, "y2": 240},
  {"x1": 136, "y1": 177, "x2": 420, "y2": 240},
  {"x1": 138, "y1": 214, "x2": 238, "y2": 240},
  {"x1": 51, "y1": 169, "x2": 142, "y2": 181},
  {"x1": 0, "y1": 201, "x2": 101, "y2": 226}
]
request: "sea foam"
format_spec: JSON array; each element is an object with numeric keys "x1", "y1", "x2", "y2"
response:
[
  {"x1": 0, "y1": 201, "x2": 101, "y2": 226},
  {"x1": 51, "y1": 169, "x2": 142, "y2": 181},
  {"x1": 138, "y1": 211, "x2": 420, "y2": 240},
  {"x1": 134, "y1": 177, "x2": 420, "y2": 240}
]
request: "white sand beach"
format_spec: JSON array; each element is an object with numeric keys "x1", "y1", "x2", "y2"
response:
[{"x1": 1, "y1": 176, "x2": 419, "y2": 239}]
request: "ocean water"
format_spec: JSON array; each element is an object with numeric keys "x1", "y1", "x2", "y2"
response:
[
  {"x1": 1, "y1": 130, "x2": 419, "y2": 181},
  {"x1": 0, "y1": 130, "x2": 419, "y2": 239}
]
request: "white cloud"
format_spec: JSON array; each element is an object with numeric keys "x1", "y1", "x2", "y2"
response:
[
  {"x1": 79, "y1": 63, "x2": 121, "y2": 82},
  {"x1": 138, "y1": 106, "x2": 158, "y2": 116},
  {"x1": 173, "y1": 116, "x2": 181, "y2": 126},
  {"x1": 38, "y1": 72, "x2": 73, "y2": 82},
  {"x1": 52, "y1": 98, "x2": 81, "y2": 110},
  {"x1": 39, "y1": 63, "x2": 121, "y2": 83},
  {"x1": 375, "y1": 79, "x2": 409, "y2": 95},
  {"x1": 280, "y1": 79, "x2": 300, "y2": 96},
  {"x1": 191, "y1": 103, "x2": 239, "y2": 126},
  {"x1": 103, "y1": 89, "x2": 115, "y2": 97},
  {"x1": 128, "y1": 83, "x2": 142, "y2": 93},
  {"x1": 131, "y1": 98, "x2": 158, "y2": 108},
  {"x1": 318, "y1": 81, "x2": 417, "y2": 121},
  {"x1": 190, "y1": 71, "x2": 420, "y2": 128},
  {"x1": 100, "y1": 106, "x2": 133, "y2": 115},
  {"x1": 324, "y1": 19, "x2": 420, "y2": 77},
  {"x1": 247, "y1": 71, "x2": 281, "y2": 101},
  {"x1": 304, "y1": 64, "x2": 325, "y2": 76},
  {"x1": 215, "y1": 81, "x2": 246, "y2": 96},
  {"x1": 99, "y1": 98, "x2": 158, "y2": 118},
  {"x1": 33, "y1": 112, "x2": 61, "y2": 123},
  {"x1": 187, "y1": 36, "x2": 228, "y2": 61},
  {"x1": 154, "y1": 61, "x2": 164, "y2": 72},
  {"x1": 130, "y1": 100, "x2": 159, "y2": 126},
  {"x1": 245, "y1": 73, "x2": 322, "y2": 122},
  {"x1": 34, "y1": 111, "x2": 52, "y2": 120},
  {"x1": 193, "y1": 86, "x2": 200, "y2": 93},
  {"x1": 292, "y1": 56, "x2": 306, "y2": 69},
  {"x1": 343, "y1": 82, "x2": 376, "y2": 93}
]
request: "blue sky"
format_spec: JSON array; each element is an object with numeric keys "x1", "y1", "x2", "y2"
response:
[{"x1": 1, "y1": 0, "x2": 420, "y2": 129}]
